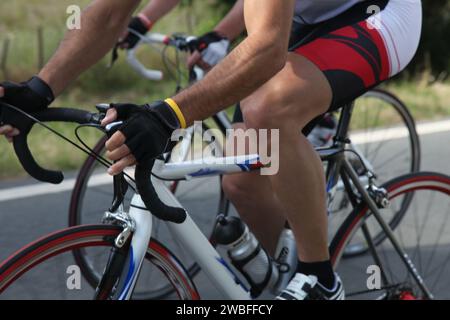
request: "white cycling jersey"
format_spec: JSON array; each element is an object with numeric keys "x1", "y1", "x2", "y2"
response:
[{"x1": 294, "y1": 0, "x2": 364, "y2": 24}]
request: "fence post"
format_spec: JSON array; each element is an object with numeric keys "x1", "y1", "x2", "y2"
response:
[
  {"x1": 37, "y1": 27, "x2": 45, "y2": 70},
  {"x1": 185, "y1": 0, "x2": 195, "y2": 35},
  {"x1": 1, "y1": 37, "x2": 10, "y2": 79}
]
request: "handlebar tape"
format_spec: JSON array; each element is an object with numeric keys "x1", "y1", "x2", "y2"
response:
[
  {"x1": 6, "y1": 107, "x2": 95, "y2": 184},
  {"x1": 135, "y1": 162, "x2": 187, "y2": 224}
]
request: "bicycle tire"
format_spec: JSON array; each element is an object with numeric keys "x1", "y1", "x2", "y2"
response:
[
  {"x1": 330, "y1": 172, "x2": 450, "y2": 299},
  {"x1": 68, "y1": 123, "x2": 229, "y2": 299},
  {"x1": 341, "y1": 88, "x2": 421, "y2": 257},
  {"x1": 0, "y1": 224, "x2": 200, "y2": 300}
]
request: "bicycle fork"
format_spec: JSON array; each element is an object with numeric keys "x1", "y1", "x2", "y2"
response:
[{"x1": 94, "y1": 197, "x2": 152, "y2": 300}]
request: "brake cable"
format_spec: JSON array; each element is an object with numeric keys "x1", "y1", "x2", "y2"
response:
[{"x1": 3, "y1": 35, "x2": 194, "y2": 188}]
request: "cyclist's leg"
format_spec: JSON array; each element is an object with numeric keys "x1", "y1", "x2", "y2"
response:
[
  {"x1": 222, "y1": 108, "x2": 323, "y2": 257},
  {"x1": 222, "y1": 122, "x2": 286, "y2": 256},
  {"x1": 225, "y1": 0, "x2": 422, "y2": 296},
  {"x1": 241, "y1": 53, "x2": 332, "y2": 266}
]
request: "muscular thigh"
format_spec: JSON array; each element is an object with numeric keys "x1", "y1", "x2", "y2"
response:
[
  {"x1": 236, "y1": 0, "x2": 422, "y2": 131},
  {"x1": 241, "y1": 53, "x2": 332, "y2": 129}
]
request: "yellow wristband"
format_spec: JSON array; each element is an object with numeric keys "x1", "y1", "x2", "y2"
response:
[{"x1": 165, "y1": 98, "x2": 187, "y2": 129}]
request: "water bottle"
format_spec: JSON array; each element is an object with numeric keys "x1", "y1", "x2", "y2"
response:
[
  {"x1": 213, "y1": 215, "x2": 279, "y2": 298},
  {"x1": 271, "y1": 228, "x2": 298, "y2": 294}
]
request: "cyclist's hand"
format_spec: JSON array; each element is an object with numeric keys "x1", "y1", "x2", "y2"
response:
[
  {"x1": 187, "y1": 31, "x2": 230, "y2": 71},
  {"x1": 101, "y1": 108, "x2": 118, "y2": 126},
  {"x1": 0, "y1": 77, "x2": 54, "y2": 143},
  {"x1": 103, "y1": 101, "x2": 181, "y2": 175},
  {"x1": 187, "y1": 51, "x2": 211, "y2": 71},
  {"x1": 118, "y1": 15, "x2": 152, "y2": 50},
  {"x1": 0, "y1": 87, "x2": 19, "y2": 142}
]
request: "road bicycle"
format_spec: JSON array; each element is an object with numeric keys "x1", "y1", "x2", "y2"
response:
[
  {"x1": 67, "y1": 33, "x2": 421, "y2": 299},
  {"x1": 0, "y1": 99, "x2": 448, "y2": 300}
]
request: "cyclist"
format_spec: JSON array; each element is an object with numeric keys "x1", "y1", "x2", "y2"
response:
[
  {"x1": 0, "y1": 0, "x2": 422, "y2": 300},
  {"x1": 121, "y1": 1, "x2": 339, "y2": 262},
  {"x1": 119, "y1": 0, "x2": 244, "y2": 71}
]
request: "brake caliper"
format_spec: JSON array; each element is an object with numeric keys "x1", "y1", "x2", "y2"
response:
[
  {"x1": 103, "y1": 209, "x2": 136, "y2": 248},
  {"x1": 367, "y1": 184, "x2": 390, "y2": 209}
]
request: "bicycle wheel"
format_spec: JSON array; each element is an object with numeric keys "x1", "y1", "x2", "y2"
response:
[
  {"x1": 68, "y1": 123, "x2": 228, "y2": 299},
  {"x1": 329, "y1": 88, "x2": 421, "y2": 257},
  {"x1": 0, "y1": 224, "x2": 199, "y2": 300},
  {"x1": 330, "y1": 172, "x2": 450, "y2": 299}
]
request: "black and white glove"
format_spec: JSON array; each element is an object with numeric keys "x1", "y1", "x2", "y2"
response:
[
  {"x1": 119, "y1": 15, "x2": 152, "y2": 50},
  {"x1": 196, "y1": 31, "x2": 230, "y2": 67}
]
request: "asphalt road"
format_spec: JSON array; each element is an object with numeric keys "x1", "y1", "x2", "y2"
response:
[{"x1": 0, "y1": 121, "x2": 449, "y2": 300}]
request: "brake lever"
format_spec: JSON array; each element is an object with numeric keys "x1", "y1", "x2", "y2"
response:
[
  {"x1": 110, "y1": 171, "x2": 129, "y2": 213},
  {"x1": 104, "y1": 119, "x2": 129, "y2": 212},
  {"x1": 171, "y1": 34, "x2": 198, "y2": 53},
  {"x1": 108, "y1": 44, "x2": 120, "y2": 69}
]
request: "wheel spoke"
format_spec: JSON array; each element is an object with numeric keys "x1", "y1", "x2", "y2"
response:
[
  {"x1": 371, "y1": 149, "x2": 410, "y2": 171},
  {"x1": 424, "y1": 200, "x2": 450, "y2": 276},
  {"x1": 336, "y1": 174, "x2": 450, "y2": 299}
]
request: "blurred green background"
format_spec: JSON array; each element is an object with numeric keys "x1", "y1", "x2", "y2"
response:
[{"x1": 0, "y1": 0, "x2": 449, "y2": 178}]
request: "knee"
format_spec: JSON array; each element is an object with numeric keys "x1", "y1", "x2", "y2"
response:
[
  {"x1": 242, "y1": 72, "x2": 330, "y2": 130},
  {"x1": 222, "y1": 174, "x2": 253, "y2": 205},
  {"x1": 242, "y1": 81, "x2": 290, "y2": 130}
]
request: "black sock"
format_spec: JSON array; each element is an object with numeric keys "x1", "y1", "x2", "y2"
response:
[{"x1": 297, "y1": 260, "x2": 336, "y2": 290}]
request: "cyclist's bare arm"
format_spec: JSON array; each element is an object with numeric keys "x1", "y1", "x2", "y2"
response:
[
  {"x1": 1, "y1": 0, "x2": 140, "y2": 140},
  {"x1": 140, "y1": 0, "x2": 180, "y2": 24},
  {"x1": 38, "y1": 0, "x2": 141, "y2": 96},
  {"x1": 101, "y1": 0, "x2": 294, "y2": 171},
  {"x1": 176, "y1": 0, "x2": 295, "y2": 125},
  {"x1": 214, "y1": 0, "x2": 245, "y2": 41}
]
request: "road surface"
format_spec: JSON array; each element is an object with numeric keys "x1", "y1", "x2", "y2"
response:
[{"x1": 0, "y1": 120, "x2": 449, "y2": 299}]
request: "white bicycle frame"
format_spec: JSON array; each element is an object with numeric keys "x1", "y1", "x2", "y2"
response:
[
  {"x1": 114, "y1": 33, "x2": 254, "y2": 300},
  {"x1": 114, "y1": 155, "x2": 263, "y2": 300},
  {"x1": 109, "y1": 142, "x2": 372, "y2": 300}
]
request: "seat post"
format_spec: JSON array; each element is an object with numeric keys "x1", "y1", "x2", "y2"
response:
[{"x1": 334, "y1": 101, "x2": 355, "y2": 144}]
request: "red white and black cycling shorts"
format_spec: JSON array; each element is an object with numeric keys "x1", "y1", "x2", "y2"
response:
[{"x1": 233, "y1": 0, "x2": 422, "y2": 126}]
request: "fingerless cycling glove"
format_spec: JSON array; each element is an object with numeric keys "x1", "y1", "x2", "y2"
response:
[
  {"x1": 122, "y1": 16, "x2": 152, "y2": 50},
  {"x1": 112, "y1": 101, "x2": 182, "y2": 163},
  {"x1": 196, "y1": 31, "x2": 230, "y2": 67},
  {"x1": 1, "y1": 76, "x2": 54, "y2": 113}
]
